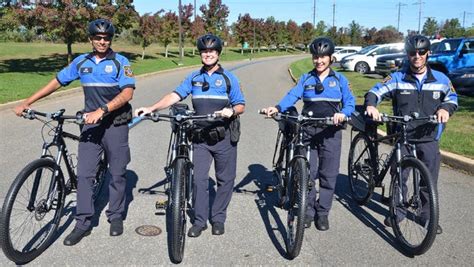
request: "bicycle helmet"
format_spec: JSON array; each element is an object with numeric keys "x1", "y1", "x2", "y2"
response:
[
  {"x1": 88, "y1": 19, "x2": 115, "y2": 37},
  {"x1": 309, "y1": 37, "x2": 335, "y2": 56},
  {"x1": 405, "y1": 35, "x2": 431, "y2": 53},
  {"x1": 197, "y1": 34, "x2": 223, "y2": 54}
]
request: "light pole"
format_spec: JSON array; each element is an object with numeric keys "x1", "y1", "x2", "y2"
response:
[{"x1": 178, "y1": 0, "x2": 183, "y2": 65}]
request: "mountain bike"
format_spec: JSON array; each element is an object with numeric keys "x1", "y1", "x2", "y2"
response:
[
  {"x1": 260, "y1": 109, "x2": 347, "y2": 259},
  {"x1": 131, "y1": 104, "x2": 220, "y2": 263},
  {"x1": 0, "y1": 109, "x2": 107, "y2": 265},
  {"x1": 348, "y1": 111, "x2": 439, "y2": 255}
]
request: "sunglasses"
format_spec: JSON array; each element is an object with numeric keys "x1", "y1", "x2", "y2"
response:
[
  {"x1": 91, "y1": 35, "x2": 112, "y2": 42},
  {"x1": 408, "y1": 49, "x2": 428, "y2": 57}
]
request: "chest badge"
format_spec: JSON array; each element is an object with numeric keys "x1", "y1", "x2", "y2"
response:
[
  {"x1": 215, "y1": 79, "x2": 223, "y2": 87},
  {"x1": 433, "y1": 91, "x2": 440, "y2": 100},
  {"x1": 80, "y1": 67, "x2": 92, "y2": 74},
  {"x1": 105, "y1": 65, "x2": 113, "y2": 73},
  {"x1": 329, "y1": 80, "x2": 337, "y2": 87},
  {"x1": 400, "y1": 90, "x2": 411, "y2": 95}
]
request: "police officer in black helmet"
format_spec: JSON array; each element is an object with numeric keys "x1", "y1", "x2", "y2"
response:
[
  {"x1": 365, "y1": 35, "x2": 458, "y2": 234},
  {"x1": 15, "y1": 18, "x2": 136, "y2": 245},
  {"x1": 262, "y1": 37, "x2": 355, "y2": 231},
  {"x1": 135, "y1": 34, "x2": 245, "y2": 237}
]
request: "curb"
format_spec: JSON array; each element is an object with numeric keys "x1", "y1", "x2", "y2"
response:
[{"x1": 288, "y1": 66, "x2": 474, "y2": 175}]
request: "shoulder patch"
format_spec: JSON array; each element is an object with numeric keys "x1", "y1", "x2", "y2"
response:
[
  {"x1": 123, "y1": 65, "x2": 134, "y2": 77},
  {"x1": 382, "y1": 75, "x2": 392, "y2": 84}
]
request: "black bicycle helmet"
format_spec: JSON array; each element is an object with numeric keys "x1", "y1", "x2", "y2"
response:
[
  {"x1": 309, "y1": 37, "x2": 335, "y2": 56},
  {"x1": 88, "y1": 19, "x2": 115, "y2": 37},
  {"x1": 405, "y1": 35, "x2": 431, "y2": 52},
  {"x1": 197, "y1": 34, "x2": 223, "y2": 54}
]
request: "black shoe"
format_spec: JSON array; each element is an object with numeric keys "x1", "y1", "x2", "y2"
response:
[
  {"x1": 437, "y1": 225, "x2": 443, "y2": 234},
  {"x1": 304, "y1": 215, "x2": 313, "y2": 229},
  {"x1": 110, "y1": 218, "x2": 123, "y2": 236},
  {"x1": 315, "y1": 215, "x2": 329, "y2": 231},
  {"x1": 212, "y1": 222, "x2": 225, "y2": 235},
  {"x1": 187, "y1": 224, "x2": 207, "y2": 237},
  {"x1": 384, "y1": 217, "x2": 393, "y2": 227},
  {"x1": 63, "y1": 228, "x2": 91, "y2": 246}
]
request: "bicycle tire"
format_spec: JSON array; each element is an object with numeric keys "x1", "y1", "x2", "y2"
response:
[
  {"x1": 0, "y1": 158, "x2": 65, "y2": 264},
  {"x1": 285, "y1": 158, "x2": 309, "y2": 259},
  {"x1": 348, "y1": 132, "x2": 375, "y2": 205},
  {"x1": 167, "y1": 158, "x2": 188, "y2": 263},
  {"x1": 389, "y1": 157, "x2": 438, "y2": 255}
]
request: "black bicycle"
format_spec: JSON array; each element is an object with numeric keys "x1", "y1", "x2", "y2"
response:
[
  {"x1": 0, "y1": 109, "x2": 107, "y2": 265},
  {"x1": 260, "y1": 109, "x2": 347, "y2": 259},
  {"x1": 132, "y1": 104, "x2": 220, "y2": 263},
  {"x1": 348, "y1": 110, "x2": 439, "y2": 255}
]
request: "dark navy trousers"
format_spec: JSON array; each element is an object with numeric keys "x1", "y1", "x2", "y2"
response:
[
  {"x1": 305, "y1": 127, "x2": 342, "y2": 218},
  {"x1": 192, "y1": 130, "x2": 237, "y2": 227},
  {"x1": 75, "y1": 122, "x2": 130, "y2": 231}
]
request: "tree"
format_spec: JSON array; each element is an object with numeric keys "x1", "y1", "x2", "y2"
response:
[
  {"x1": 372, "y1": 26, "x2": 402, "y2": 44},
  {"x1": 133, "y1": 13, "x2": 159, "y2": 60},
  {"x1": 157, "y1": 10, "x2": 178, "y2": 58},
  {"x1": 300, "y1": 22, "x2": 315, "y2": 47},
  {"x1": 232, "y1": 13, "x2": 254, "y2": 54},
  {"x1": 286, "y1": 20, "x2": 301, "y2": 46},
  {"x1": 190, "y1": 15, "x2": 206, "y2": 55},
  {"x1": 314, "y1": 20, "x2": 326, "y2": 37},
  {"x1": 348, "y1": 20, "x2": 363, "y2": 45},
  {"x1": 274, "y1": 21, "x2": 289, "y2": 51},
  {"x1": 422, "y1": 17, "x2": 438, "y2": 37},
  {"x1": 199, "y1": 0, "x2": 229, "y2": 36},
  {"x1": 440, "y1": 19, "x2": 464, "y2": 38},
  {"x1": 363, "y1": 27, "x2": 378, "y2": 45}
]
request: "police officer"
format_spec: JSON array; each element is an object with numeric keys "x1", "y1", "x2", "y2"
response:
[
  {"x1": 365, "y1": 35, "x2": 458, "y2": 234},
  {"x1": 135, "y1": 34, "x2": 245, "y2": 237},
  {"x1": 262, "y1": 37, "x2": 355, "y2": 231},
  {"x1": 14, "y1": 19, "x2": 135, "y2": 245}
]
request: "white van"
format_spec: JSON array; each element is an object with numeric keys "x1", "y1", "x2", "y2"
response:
[{"x1": 340, "y1": 43, "x2": 404, "y2": 74}]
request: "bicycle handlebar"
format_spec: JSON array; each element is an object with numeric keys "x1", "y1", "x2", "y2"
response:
[
  {"x1": 258, "y1": 110, "x2": 349, "y2": 126},
  {"x1": 377, "y1": 113, "x2": 437, "y2": 124},
  {"x1": 22, "y1": 109, "x2": 85, "y2": 124},
  {"x1": 129, "y1": 111, "x2": 223, "y2": 129}
]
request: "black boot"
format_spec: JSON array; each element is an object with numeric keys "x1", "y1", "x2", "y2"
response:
[
  {"x1": 63, "y1": 228, "x2": 91, "y2": 246},
  {"x1": 187, "y1": 224, "x2": 207, "y2": 237},
  {"x1": 315, "y1": 215, "x2": 329, "y2": 231},
  {"x1": 110, "y1": 218, "x2": 124, "y2": 236}
]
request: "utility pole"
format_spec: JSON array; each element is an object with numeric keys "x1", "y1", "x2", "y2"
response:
[
  {"x1": 313, "y1": 0, "x2": 316, "y2": 27},
  {"x1": 178, "y1": 0, "x2": 183, "y2": 65},
  {"x1": 194, "y1": 0, "x2": 196, "y2": 21},
  {"x1": 413, "y1": 0, "x2": 425, "y2": 34},
  {"x1": 463, "y1": 11, "x2": 473, "y2": 28},
  {"x1": 397, "y1": 2, "x2": 407, "y2": 32},
  {"x1": 332, "y1": 0, "x2": 336, "y2": 29}
]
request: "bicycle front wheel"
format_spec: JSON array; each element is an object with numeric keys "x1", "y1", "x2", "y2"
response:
[
  {"x1": 285, "y1": 158, "x2": 309, "y2": 260},
  {"x1": 167, "y1": 158, "x2": 188, "y2": 263},
  {"x1": 348, "y1": 132, "x2": 375, "y2": 205},
  {"x1": 389, "y1": 157, "x2": 438, "y2": 255},
  {"x1": 0, "y1": 158, "x2": 65, "y2": 264}
]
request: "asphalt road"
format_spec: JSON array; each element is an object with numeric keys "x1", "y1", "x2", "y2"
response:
[{"x1": 0, "y1": 55, "x2": 473, "y2": 265}]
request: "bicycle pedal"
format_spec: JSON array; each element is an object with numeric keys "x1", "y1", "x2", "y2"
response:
[{"x1": 155, "y1": 199, "x2": 168, "y2": 210}]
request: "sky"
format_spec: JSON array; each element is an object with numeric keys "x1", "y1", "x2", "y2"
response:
[{"x1": 133, "y1": 0, "x2": 474, "y2": 35}]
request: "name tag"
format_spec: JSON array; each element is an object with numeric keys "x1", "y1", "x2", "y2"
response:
[
  {"x1": 80, "y1": 67, "x2": 93, "y2": 74},
  {"x1": 304, "y1": 84, "x2": 316, "y2": 90},
  {"x1": 400, "y1": 90, "x2": 411, "y2": 95},
  {"x1": 192, "y1": 81, "x2": 204, "y2": 87}
]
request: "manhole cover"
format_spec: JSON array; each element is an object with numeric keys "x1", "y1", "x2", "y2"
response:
[{"x1": 135, "y1": 225, "x2": 162, "y2": 236}]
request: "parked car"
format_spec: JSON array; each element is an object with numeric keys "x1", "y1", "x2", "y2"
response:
[
  {"x1": 374, "y1": 53, "x2": 407, "y2": 77},
  {"x1": 340, "y1": 43, "x2": 405, "y2": 74},
  {"x1": 448, "y1": 67, "x2": 474, "y2": 96},
  {"x1": 428, "y1": 37, "x2": 474, "y2": 74},
  {"x1": 332, "y1": 47, "x2": 361, "y2": 62}
]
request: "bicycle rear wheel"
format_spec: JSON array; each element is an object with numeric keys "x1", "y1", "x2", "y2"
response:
[
  {"x1": 285, "y1": 158, "x2": 309, "y2": 260},
  {"x1": 167, "y1": 158, "x2": 188, "y2": 263},
  {"x1": 389, "y1": 157, "x2": 438, "y2": 255},
  {"x1": 348, "y1": 132, "x2": 375, "y2": 205},
  {"x1": 0, "y1": 158, "x2": 65, "y2": 264}
]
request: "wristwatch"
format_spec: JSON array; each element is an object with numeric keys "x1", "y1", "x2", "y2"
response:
[{"x1": 100, "y1": 104, "x2": 109, "y2": 114}]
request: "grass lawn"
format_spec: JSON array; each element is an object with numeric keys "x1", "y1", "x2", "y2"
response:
[
  {"x1": 0, "y1": 41, "x2": 301, "y2": 103},
  {"x1": 290, "y1": 58, "x2": 474, "y2": 159}
]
